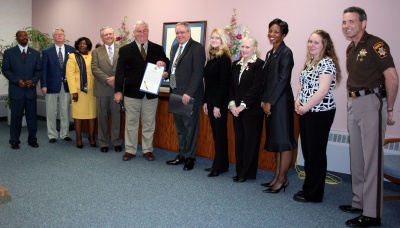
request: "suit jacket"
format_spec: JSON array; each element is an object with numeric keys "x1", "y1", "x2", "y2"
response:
[
  {"x1": 115, "y1": 40, "x2": 169, "y2": 99},
  {"x1": 41, "y1": 44, "x2": 76, "y2": 93},
  {"x1": 203, "y1": 53, "x2": 231, "y2": 108},
  {"x1": 2, "y1": 45, "x2": 41, "y2": 99},
  {"x1": 261, "y1": 41, "x2": 294, "y2": 105},
  {"x1": 92, "y1": 43, "x2": 120, "y2": 97},
  {"x1": 168, "y1": 38, "x2": 206, "y2": 107},
  {"x1": 229, "y1": 58, "x2": 265, "y2": 116}
]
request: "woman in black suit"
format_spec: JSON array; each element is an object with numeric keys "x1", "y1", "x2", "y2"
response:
[
  {"x1": 229, "y1": 36, "x2": 265, "y2": 182},
  {"x1": 203, "y1": 28, "x2": 232, "y2": 177},
  {"x1": 261, "y1": 19, "x2": 297, "y2": 193}
]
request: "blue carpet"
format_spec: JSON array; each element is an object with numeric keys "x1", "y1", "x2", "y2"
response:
[{"x1": 0, "y1": 120, "x2": 399, "y2": 227}]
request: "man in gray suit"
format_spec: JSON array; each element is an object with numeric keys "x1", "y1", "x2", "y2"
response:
[
  {"x1": 91, "y1": 26, "x2": 123, "y2": 153},
  {"x1": 165, "y1": 22, "x2": 206, "y2": 170}
]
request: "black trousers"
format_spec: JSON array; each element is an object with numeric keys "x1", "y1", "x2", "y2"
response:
[
  {"x1": 233, "y1": 112, "x2": 263, "y2": 179},
  {"x1": 207, "y1": 102, "x2": 229, "y2": 172},
  {"x1": 299, "y1": 109, "x2": 335, "y2": 202}
]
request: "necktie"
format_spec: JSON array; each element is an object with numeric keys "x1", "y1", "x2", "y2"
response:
[
  {"x1": 170, "y1": 45, "x2": 183, "y2": 89},
  {"x1": 108, "y1": 46, "x2": 113, "y2": 65},
  {"x1": 58, "y1": 47, "x2": 63, "y2": 68},
  {"x1": 140, "y1": 43, "x2": 146, "y2": 60},
  {"x1": 22, "y1": 49, "x2": 26, "y2": 59}
]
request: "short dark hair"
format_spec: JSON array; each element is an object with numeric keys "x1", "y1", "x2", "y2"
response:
[
  {"x1": 343, "y1": 6, "x2": 367, "y2": 21},
  {"x1": 74, "y1": 37, "x2": 92, "y2": 51},
  {"x1": 268, "y1": 18, "x2": 289, "y2": 36}
]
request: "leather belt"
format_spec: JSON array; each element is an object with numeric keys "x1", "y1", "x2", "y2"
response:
[{"x1": 348, "y1": 85, "x2": 385, "y2": 98}]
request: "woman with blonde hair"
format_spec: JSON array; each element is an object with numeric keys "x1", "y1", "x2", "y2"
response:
[
  {"x1": 293, "y1": 29, "x2": 341, "y2": 202},
  {"x1": 229, "y1": 36, "x2": 265, "y2": 182},
  {"x1": 203, "y1": 28, "x2": 232, "y2": 177}
]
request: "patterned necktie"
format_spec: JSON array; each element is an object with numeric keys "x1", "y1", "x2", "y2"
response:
[
  {"x1": 170, "y1": 45, "x2": 183, "y2": 89},
  {"x1": 108, "y1": 46, "x2": 113, "y2": 64},
  {"x1": 22, "y1": 49, "x2": 26, "y2": 59},
  {"x1": 141, "y1": 43, "x2": 146, "y2": 60},
  {"x1": 58, "y1": 47, "x2": 63, "y2": 68}
]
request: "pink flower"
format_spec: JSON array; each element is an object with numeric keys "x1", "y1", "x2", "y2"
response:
[
  {"x1": 228, "y1": 44, "x2": 233, "y2": 48},
  {"x1": 236, "y1": 34, "x2": 242, "y2": 39},
  {"x1": 116, "y1": 37, "x2": 121, "y2": 41}
]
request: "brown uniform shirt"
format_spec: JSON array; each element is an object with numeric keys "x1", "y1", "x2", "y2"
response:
[{"x1": 346, "y1": 32, "x2": 395, "y2": 91}]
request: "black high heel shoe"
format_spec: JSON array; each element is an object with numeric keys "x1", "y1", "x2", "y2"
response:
[
  {"x1": 76, "y1": 144, "x2": 83, "y2": 149},
  {"x1": 263, "y1": 180, "x2": 289, "y2": 193},
  {"x1": 204, "y1": 167, "x2": 213, "y2": 172},
  {"x1": 88, "y1": 137, "x2": 97, "y2": 147}
]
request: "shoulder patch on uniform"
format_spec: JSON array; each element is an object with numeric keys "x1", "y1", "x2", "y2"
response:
[{"x1": 373, "y1": 42, "x2": 388, "y2": 58}]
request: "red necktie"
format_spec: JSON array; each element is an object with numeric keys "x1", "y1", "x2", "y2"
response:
[{"x1": 22, "y1": 49, "x2": 26, "y2": 59}]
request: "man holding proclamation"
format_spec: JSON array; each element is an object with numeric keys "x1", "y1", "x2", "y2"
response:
[{"x1": 114, "y1": 21, "x2": 169, "y2": 161}]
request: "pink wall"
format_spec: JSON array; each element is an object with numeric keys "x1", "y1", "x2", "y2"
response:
[{"x1": 32, "y1": 0, "x2": 400, "y2": 137}]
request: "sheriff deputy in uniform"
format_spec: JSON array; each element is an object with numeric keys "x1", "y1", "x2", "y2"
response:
[{"x1": 339, "y1": 6, "x2": 399, "y2": 228}]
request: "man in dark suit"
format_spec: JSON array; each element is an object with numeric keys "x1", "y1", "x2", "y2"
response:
[
  {"x1": 114, "y1": 21, "x2": 169, "y2": 161},
  {"x1": 2, "y1": 30, "x2": 41, "y2": 149},
  {"x1": 165, "y1": 22, "x2": 206, "y2": 170},
  {"x1": 41, "y1": 28, "x2": 75, "y2": 143},
  {"x1": 92, "y1": 26, "x2": 123, "y2": 153}
]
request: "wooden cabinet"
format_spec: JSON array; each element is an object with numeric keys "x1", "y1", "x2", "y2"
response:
[{"x1": 86, "y1": 93, "x2": 299, "y2": 172}]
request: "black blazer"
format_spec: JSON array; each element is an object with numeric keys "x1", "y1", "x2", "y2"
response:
[
  {"x1": 168, "y1": 38, "x2": 206, "y2": 107},
  {"x1": 229, "y1": 58, "x2": 265, "y2": 115},
  {"x1": 115, "y1": 40, "x2": 169, "y2": 99},
  {"x1": 203, "y1": 53, "x2": 231, "y2": 108},
  {"x1": 261, "y1": 41, "x2": 294, "y2": 105}
]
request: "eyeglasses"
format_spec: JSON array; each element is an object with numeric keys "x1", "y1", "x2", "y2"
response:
[
  {"x1": 54, "y1": 34, "x2": 65, "y2": 36},
  {"x1": 175, "y1": 31, "x2": 188, "y2": 35},
  {"x1": 135, "y1": 30, "x2": 149, "y2": 34}
]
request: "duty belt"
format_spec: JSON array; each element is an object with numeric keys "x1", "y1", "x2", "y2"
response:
[{"x1": 348, "y1": 84, "x2": 386, "y2": 98}]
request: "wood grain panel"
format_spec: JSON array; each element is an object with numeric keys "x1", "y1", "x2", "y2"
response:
[{"x1": 85, "y1": 93, "x2": 299, "y2": 171}]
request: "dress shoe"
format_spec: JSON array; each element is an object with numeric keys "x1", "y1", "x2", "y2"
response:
[
  {"x1": 207, "y1": 172, "x2": 220, "y2": 177},
  {"x1": 100, "y1": 147, "x2": 109, "y2": 153},
  {"x1": 63, "y1": 137, "x2": 72, "y2": 142},
  {"x1": 339, "y1": 205, "x2": 363, "y2": 214},
  {"x1": 233, "y1": 177, "x2": 246, "y2": 182},
  {"x1": 114, "y1": 145, "x2": 122, "y2": 152},
  {"x1": 11, "y1": 143, "x2": 20, "y2": 149},
  {"x1": 88, "y1": 137, "x2": 96, "y2": 147},
  {"x1": 143, "y1": 152, "x2": 155, "y2": 161},
  {"x1": 345, "y1": 215, "x2": 381, "y2": 227},
  {"x1": 122, "y1": 152, "x2": 135, "y2": 161},
  {"x1": 293, "y1": 192, "x2": 309, "y2": 202},
  {"x1": 232, "y1": 175, "x2": 239, "y2": 180},
  {"x1": 204, "y1": 167, "x2": 213, "y2": 172},
  {"x1": 263, "y1": 180, "x2": 289, "y2": 193},
  {"x1": 166, "y1": 156, "x2": 185, "y2": 165},
  {"x1": 77, "y1": 144, "x2": 83, "y2": 149},
  {"x1": 28, "y1": 142, "x2": 39, "y2": 148},
  {"x1": 49, "y1": 138, "x2": 57, "y2": 143},
  {"x1": 261, "y1": 182, "x2": 271, "y2": 187},
  {"x1": 183, "y1": 158, "x2": 195, "y2": 171}
]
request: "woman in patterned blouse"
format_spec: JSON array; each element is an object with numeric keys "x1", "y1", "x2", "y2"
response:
[{"x1": 293, "y1": 30, "x2": 342, "y2": 202}]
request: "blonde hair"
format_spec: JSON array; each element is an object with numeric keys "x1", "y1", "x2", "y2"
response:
[
  {"x1": 303, "y1": 30, "x2": 342, "y2": 85},
  {"x1": 241, "y1": 36, "x2": 261, "y2": 58},
  {"x1": 206, "y1": 28, "x2": 232, "y2": 61}
]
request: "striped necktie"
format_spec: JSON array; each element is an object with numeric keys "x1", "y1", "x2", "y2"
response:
[{"x1": 170, "y1": 45, "x2": 183, "y2": 89}]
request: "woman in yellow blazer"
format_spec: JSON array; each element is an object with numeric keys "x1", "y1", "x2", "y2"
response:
[{"x1": 66, "y1": 37, "x2": 97, "y2": 148}]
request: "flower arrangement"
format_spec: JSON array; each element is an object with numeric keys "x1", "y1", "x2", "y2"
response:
[
  {"x1": 224, "y1": 8, "x2": 249, "y2": 61},
  {"x1": 116, "y1": 16, "x2": 133, "y2": 46}
]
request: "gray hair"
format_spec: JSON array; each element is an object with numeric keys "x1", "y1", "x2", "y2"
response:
[
  {"x1": 134, "y1": 20, "x2": 149, "y2": 30},
  {"x1": 99, "y1": 26, "x2": 114, "y2": 36},
  {"x1": 52, "y1": 28, "x2": 65, "y2": 36},
  {"x1": 176, "y1": 22, "x2": 191, "y2": 32},
  {"x1": 242, "y1": 36, "x2": 261, "y2": 58}
]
